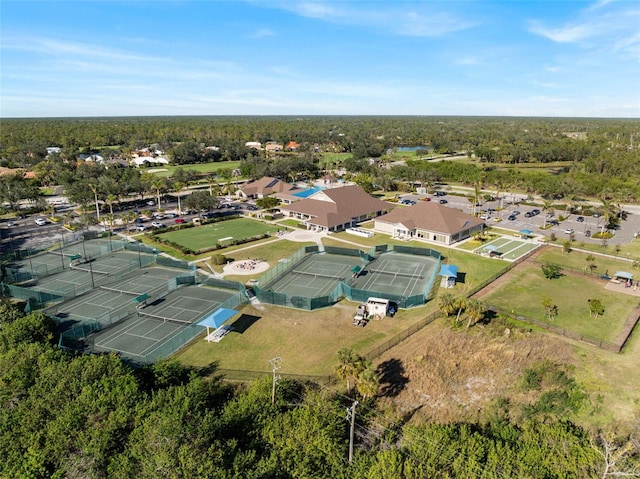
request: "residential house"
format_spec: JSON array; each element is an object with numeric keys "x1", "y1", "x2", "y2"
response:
[
  {"x1": 285, "y1": 141, "x2": 300, "y2": 151},
  {"x1": 374, "y1": 202, "x2": 484, "y2": 245},
  {"x1": 280, "y1": 184, "x2": 392, "y2": 232},
  {"x1": 245, "y1": 142, "x2": 262, "y2": 150}
]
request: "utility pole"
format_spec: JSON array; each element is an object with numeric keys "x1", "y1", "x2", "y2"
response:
[
  {"x1": 269, "y1": 357, "x2": 281, "y2": 405},
  {"x1": 346, "y1": 400, "x2": 358, "y2": 463}
]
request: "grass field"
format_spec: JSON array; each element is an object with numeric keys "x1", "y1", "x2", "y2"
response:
[
  {"x1": 146, "y1": 161, "x2": 241, "y2": 178},
  {"x1": 537, "y1": 245, "x2": 640, "y2": 276},
  {"x1": 480, "y1": 264, "x2": 637, "y2": 343},
  {"x1": 157, "y1": 218, "x2": 280, "y2": 251},
  {"x1": 176, "y1": 301, "x2": 430, "y2": 375}
]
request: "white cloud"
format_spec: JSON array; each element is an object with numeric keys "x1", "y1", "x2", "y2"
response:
[
  {"x1": 529, "y1": 21, "x2": 592, "y2": 43},
  {"x1": 2, "y1": 36, "x2": 168, "y2": 63},
  {"x1": 273, "y1": 1, "x2": 476, "y2": 37},
  {"x1": 250, "y1": 28, "x2": 276, "y2": 38}
]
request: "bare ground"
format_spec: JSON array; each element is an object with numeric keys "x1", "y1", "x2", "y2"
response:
[{"x1": 374, "y1": 319, "x2": 575, "y2": 424}]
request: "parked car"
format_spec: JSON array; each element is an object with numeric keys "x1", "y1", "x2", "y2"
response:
[
  {"x1": 151, "y1": 221, "x2": 164, "y2": 228},
  {"x1": 174, "y1": 218, "x2": 185, "y2": 224},
  {"x1": 146, "y1": 200, "x2": 155, "y2": 206},
  {"x1": 135, "y1": 225, "x2": 146, "y2": 232},
  {"x1": 34, "y1": 218, "x2": 47, "y2": 226},
  {"x1": 531, "y1": 209, "x2": 541, "y2": 215},
  {"x1": 439, "y1": 199, "x2": 448, "y2": 204},
  {"x1": 422, "y1": 197, "x2": 431, "y2": 202},
  {"x1": 565, "y1": 228, "x2": 575, "y2": 234},
  {"x1": 524, "y1": 212, "x2": 532, "y2": 218},
  {"x1": 549, "y1": 220, "x2": 560, "y2": 226},
  {"x1": 512, "y1": 210, "x2": 521, "y2": 215},
  {"x1": 6, "y1": 221, "x2": 15, "y2": 227},
  {"x1": 585, "y1": 230, "x2": 592, "y2": 237},
  {"x1": 592, "y1": 212, "x2": 601, "y2": 218},
  {"x1": 480, "y1": 213, "x2": 490, "y2": 220},
  {"x1": 434, "y1": 191, "x2": 446, "y2": 196},
  {"x1": 577, "y1": 216, "x2": 584, "y2": 222},
  {"x1": 508, "y1": 215, "x2": 517, "y2": 221}
]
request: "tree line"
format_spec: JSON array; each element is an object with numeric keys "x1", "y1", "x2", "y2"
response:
[{"x1": 1, "y1": 300, "x2": 638, "y2": 478}]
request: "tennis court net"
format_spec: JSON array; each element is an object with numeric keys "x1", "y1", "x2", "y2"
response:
[
  {"x1": 292, "y1": 270, "x2": 345, "y2": 281},
  {"x1": 138, "y1": 309, "x2": 193, "y2": 326},
  {"x1": 46, "y1": 250, "x2": 79, "y2": 259},
  {"x1": 368, "y1": 269, "x2": 424, "y2": 280},
  {"x1": 99, "y1": 285, "x2": 143, "y2": 296},
  {"x1": 69, "y1": 263, "x2": 111, "y2": 275}
]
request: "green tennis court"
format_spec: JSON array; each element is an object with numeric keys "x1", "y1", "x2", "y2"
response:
[
  {"x1": 262, "y1": 253, "x2": 364, "y2": 298},
  {"x1": 351, "y1": 252, "x2": 437, "y2": 298},
  {"x1": 90, "y1": 284, "x2": 237, "y2": 363}
]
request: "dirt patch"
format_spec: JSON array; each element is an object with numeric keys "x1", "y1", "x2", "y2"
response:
[{"x1": 374, "y1": 319, "x2": 574, "y2": 424}]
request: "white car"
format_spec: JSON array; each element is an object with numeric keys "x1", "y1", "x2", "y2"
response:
[
  {"x1": 135, "y1": 225, "x2": 146, "y2": 232},
  {"x1": 565, "y1": 228, "x2": 575, "y2": 234},
  {"x1": 34, "y1": 218, "x2": 47, "y2": 226},
  {"x1": 151, "y1": 221, "x2": 164, "y2": 228}
]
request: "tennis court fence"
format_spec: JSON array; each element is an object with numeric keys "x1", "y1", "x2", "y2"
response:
[
  {"x1": 253, "y1": 244, "x2": 441, "y2": 310},
  {"x1": 55, "y1": 276, "x2": 181, "y2": 345},
  {"x1": 2, "y1": 255, "x2": 157, "y2": 307}
]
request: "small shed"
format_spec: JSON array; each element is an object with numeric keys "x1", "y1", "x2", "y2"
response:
[
  {"x1": 439, "y1": 264, "x2": 459, "y2": 288},
  {"x1": 198, "y1": 308, "x2": 239, "y2": 342}
]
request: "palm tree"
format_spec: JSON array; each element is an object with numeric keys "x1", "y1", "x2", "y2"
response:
[
  {"x1": 438, "y1": 293, "x2": 457, "y2": 317},
  {"x1": 599, "y1": 197, "x2": 617, "y2": 234},
  {"x1": 334, "y1": 348, "x2": 363, "y2": 393},
  {"x1": 122, "y1": 211, "x2": 138, "y2": 234},
  {"x1": 88, "y1": 182, "x2": 100, "y2": 219},
  {"x1": 465, "y1": 299, "x2": 486, "y2": 329},
  {"x1": 206, "y1": 176, "x2": 220, "y2": 197},
  {"x1": 542, "y1": 199, "x2": 554, "y2": 227},
  {"x1": 173, "y1": 181, "x2": 186, "y2": 214},
  {"x1": 105, "y1": 194, "x2": 117, "y2": 215},
  {"x1": 151, "y1": 178, "x2": 167, "y2": 210},
  {"x1": 356, "y1": 365, "x2": 379, "y2": 400}
]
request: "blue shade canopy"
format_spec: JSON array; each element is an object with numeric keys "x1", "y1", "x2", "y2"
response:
[
  {"x1": 439, "y1": 265, "x2": 459, "y2": 277},
  {"x1": 485, "y1": 245, "x2": 499, "y2": 251},
  {"x1": 198, "y1": 308, "x2": 238, "y2": 328},
  {"x1": 519, "y1": 229, "x2": 533, "y2": 235},
  {"x1": 614, "y1": 271, "x2": 633, "y2": 280}
]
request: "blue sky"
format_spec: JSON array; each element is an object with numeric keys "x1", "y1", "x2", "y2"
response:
[{"x1": 2, "y1": 0, "x2": 639, "y2": 118}]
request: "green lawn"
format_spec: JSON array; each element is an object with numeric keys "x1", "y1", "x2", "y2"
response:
[
  {"x1": 157, "y1": 218, "x2": 280, "y2": 251},
  {"x1": 146, "y1": 161, "x2": 241, "y2": 178},
  {"x1": 481, "y1": 265, "x2": 637, "y2": 343},
  {"x1": 537, "y1": 246, "x2": 640, "y2": 276},
  {"x1": 176, "y1": 301, "x2": 431, "y2": 375}
]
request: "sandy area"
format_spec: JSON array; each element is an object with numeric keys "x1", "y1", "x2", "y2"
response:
[{"x1": 222, "y1": 259, "x2": 270, "y2": 275}]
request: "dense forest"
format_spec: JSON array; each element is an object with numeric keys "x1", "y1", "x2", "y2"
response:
[
  {"x1": 1, "y1": 116, "x2": 639, "y2": 211},
  {"x1": 1, "y1": 300, "x2": 638, "y2": 478}
]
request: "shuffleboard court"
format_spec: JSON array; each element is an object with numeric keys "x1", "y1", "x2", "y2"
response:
[{"x1": 474, "y1": 237, "x2": 537, "y2": 261}]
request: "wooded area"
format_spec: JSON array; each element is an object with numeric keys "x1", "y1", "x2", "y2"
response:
[{"x1": 1, "y1": 300, "x2": 637, "y2": 478}]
